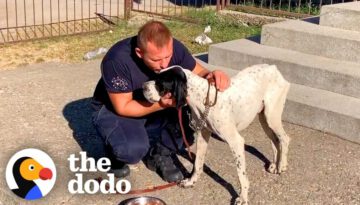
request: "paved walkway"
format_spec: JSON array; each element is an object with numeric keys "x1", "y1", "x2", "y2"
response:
[{"x1": 0, "y1": 60, "x2": 359, "y2": 205}]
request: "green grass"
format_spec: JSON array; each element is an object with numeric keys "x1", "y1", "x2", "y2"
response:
[
  {"x1": 167, "y1": 22, "x2": 260, "y2": 54},
  {"x1": 169, "y1": 10, "x2": 261, "y2": 53}
]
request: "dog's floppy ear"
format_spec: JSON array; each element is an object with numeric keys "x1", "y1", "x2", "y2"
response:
[
  {"x1": 173, "y1": 69, "x2": 187, "y2": 109},
  {"x1": 156, "y1": 66, "x2": 187, "y2": 109}
]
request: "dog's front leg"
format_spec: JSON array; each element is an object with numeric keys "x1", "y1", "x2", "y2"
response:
[
  {"x1": 180, "y1": 129, "x2": 211, "y2": 188},
  {"x1": 221, "y1": 128, "x2": 249, "y2": 205}
]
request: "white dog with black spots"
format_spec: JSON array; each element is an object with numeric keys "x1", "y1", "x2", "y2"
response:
[{"x1": 143, "y1": 64, "x2": 291, "y2": 205}]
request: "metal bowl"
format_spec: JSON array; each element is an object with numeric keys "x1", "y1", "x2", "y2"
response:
[{"x1": 124, "y1": 196, "x2": 167, "y2": 205}]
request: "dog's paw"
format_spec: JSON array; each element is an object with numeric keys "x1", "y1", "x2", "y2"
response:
[
  {"x1": 278, "y1": 164, "x2": 288, "y2": 173},
  {"x1": 267, "y1": 163, "x2": 278, "y2": 174},
  {"x1": 267, "y1": 163, "x2": 288, "y2": 174},
  {"x1": 235, "y1": 197, "x2": 248, "y2": 205},
  {"x1": 179, "y1": 178, "x2": 195, "y2": 188}
]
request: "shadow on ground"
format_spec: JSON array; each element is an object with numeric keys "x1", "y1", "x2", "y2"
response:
[
  {"x1": 178, "y1": 138, "x2": 271, "y2": 204},
  {"x1": 63, "y1": 98, "x2": 107, "y2": 160}
]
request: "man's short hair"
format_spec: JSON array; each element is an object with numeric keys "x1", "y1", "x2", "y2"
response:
[{"x1": 137, "y1": 20, "x2": 172, "y2": 50}]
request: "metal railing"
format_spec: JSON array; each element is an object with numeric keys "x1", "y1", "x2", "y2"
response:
[
  {"x1": 1, "y1": 0, "x2": 358, "y2": 43},
  {"x1": 226, "y1": 0, "x2": 358, "y2": 17},
  {"x1": 130, "y1": 0, "x2": 358, "y2": 20},
  {"x1": 0, "y1": 0, "x2": 124, "y2": 44},
  {"x1": 130, "y1": 0, "x2": 218, "y2": 19}
]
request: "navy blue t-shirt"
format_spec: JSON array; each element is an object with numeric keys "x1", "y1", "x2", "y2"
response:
[{"x1": 92, "y1": 36, "x2": 196, "y2": 111}]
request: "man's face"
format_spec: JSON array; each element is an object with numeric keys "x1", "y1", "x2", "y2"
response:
[{"x1": 136, "y1": 38, "x2": 173, "y2": 73}]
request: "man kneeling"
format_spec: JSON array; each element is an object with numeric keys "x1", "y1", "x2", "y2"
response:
[{"x1": 91, "y1": 20, "x2": 230, "y2": 182}]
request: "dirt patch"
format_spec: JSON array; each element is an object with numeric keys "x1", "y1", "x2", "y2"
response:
[
  {"x1": 0, "y1": 41, "x2": 74, "y2": 70},
  {"x1": 0, "y1": 28, "x2": 128, "y2": 70}
]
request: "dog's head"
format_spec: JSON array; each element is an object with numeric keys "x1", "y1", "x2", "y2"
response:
[{"x1": 143, "y1": 66, "x2": 188, "y2": 109}]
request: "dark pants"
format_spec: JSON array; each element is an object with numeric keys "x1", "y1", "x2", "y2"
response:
[{"x1": 92, "y1": 106, "x2": 186, "y2": 164}]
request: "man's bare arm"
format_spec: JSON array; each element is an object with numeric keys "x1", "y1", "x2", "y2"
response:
[
  {"x1": 192, "y1": 61, "x2": 211, "y2": 77},
  {"x1": 108, "y1": 92, "x2": 172, "y2": 117},
  {"x1": 192, "y1": 61, "x2": 230, "y2": 91}
]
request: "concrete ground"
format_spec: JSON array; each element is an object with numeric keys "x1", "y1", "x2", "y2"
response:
[{"x1": 0, "y1": 60, "x2": 359, "y2": 205}]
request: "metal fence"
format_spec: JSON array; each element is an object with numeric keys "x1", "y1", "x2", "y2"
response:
[
  {"x1": 130, "y1": 0, "x2": 219, "y2": 18},
  {"x1": 226, "y1": 0, "x2": 358, "y2": 16},
  {"x1": 131, "y1": 0, "x2": 358, "y2": 19},
  {"x1": 0, "y1": 0, "x2": 125, "y2": 44},
  {"x1": 1, "y1": 0, "x2": 357, "y2": 44}
]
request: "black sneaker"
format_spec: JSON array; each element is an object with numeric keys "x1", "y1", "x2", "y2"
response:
[
  {"x1": 145, "y1": 144, "x2": 184, "y2": 182},
  {"x1": 109, "y1": 161, "x2": 130, "y2": 178}
]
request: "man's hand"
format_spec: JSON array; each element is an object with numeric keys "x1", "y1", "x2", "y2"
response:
[
  {"x1": 205, "y1": 70, "x2": 230, "y2": 92},
  {"x1": 159, "y1": 92, "x2": 176, "y2": 108}
]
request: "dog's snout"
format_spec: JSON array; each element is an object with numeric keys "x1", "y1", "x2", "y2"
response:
[{"x1": 143, "y1": 80, "x2": 161, "y2": 103}]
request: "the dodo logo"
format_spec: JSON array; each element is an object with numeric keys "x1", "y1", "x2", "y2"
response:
[{"x1": 5, "y1": 148, "x2": 56, "y2": 200}]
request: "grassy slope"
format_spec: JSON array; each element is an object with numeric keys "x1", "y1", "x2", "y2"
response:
[{"x1": 0, "y1": 11, "x2": 261, "y2": 70}]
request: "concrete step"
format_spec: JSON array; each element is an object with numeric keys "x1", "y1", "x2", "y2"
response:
[
  {"x1": 260, "y1": 19, "x2": 360, "y2": 63},
  {"x1": 195, "y1": 55, "x2": 360, "y2": 144},
  {"x1": 284, "y1": 83, "x2": 360, "y2": 144},
  {"x1": 208, "y1": 38, "x2": 360, "y2": 98},
  {"x1": 320, "y1": 2, "x2": 360, "y2": 32}
]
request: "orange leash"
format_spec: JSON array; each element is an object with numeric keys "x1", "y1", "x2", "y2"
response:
[{"x1": 178, "y1": 108, "x2": 193, "y2": 160}]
